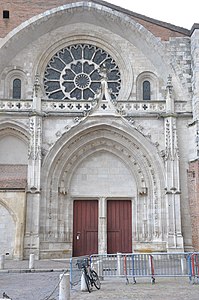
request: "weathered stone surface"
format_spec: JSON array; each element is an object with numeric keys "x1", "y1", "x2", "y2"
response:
[{"x1": 0, "y1": 1, "x2": 198, "y2": 258}]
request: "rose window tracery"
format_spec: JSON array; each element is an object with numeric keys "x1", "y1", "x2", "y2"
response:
[{"x1": 44, "y1": 44, "x2": 121, "y2": 100}]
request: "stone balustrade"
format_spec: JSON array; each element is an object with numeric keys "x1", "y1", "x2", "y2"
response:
[
  {"x1": 0, "y1": 99, "x2": 33, "y2": 111},
  {"x1": 0, "y1": 99, "x2": 189, "y2": 115}
]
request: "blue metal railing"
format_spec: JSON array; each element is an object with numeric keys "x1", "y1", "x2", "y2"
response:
[{"x1": 70, "y1": 252, "x2": 199, "y2": 287}]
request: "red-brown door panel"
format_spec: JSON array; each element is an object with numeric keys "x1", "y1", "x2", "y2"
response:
[
  {"x1": 73, "y1": 200, "x2": 98, "y2": 257},
  {"x1": 107, "y1": 200, "x2": 132, "y2": 253}
]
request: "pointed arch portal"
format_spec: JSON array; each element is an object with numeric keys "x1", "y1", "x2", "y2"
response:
[
  {"x1": 40, "y1": 120, "x2": 168, "y2": 256},
  {"x1": 71, "y1": 150, "x2": 135, "y2": 256}
]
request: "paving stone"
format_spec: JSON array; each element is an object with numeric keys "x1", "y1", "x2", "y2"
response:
[{"x1": 0, "y1": 260, "x2": 199, "y2": 300}]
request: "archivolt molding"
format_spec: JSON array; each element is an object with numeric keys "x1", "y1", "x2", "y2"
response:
[
  {"x1": 43, "y1": 113, "x2": 164, "y2": 167},
  {"x1": 41, "y1": 123, "x2": 166, "y2": 242},
  {"x1": 42, "y1": 123, "x2": 165, "y2": 197},
  {"x1": 0, "y1": 120, "x2": 29, "y2": 144},
  {"x1": 59, "y1": 140, "x2": 149, "y2": 195},
  {"x1": 36, "y1": 32, "x2": 131, "y2": 102},
  {"x1": 1, "y1": 2, "x2": 159, "y2": 50},
  {"x1": 0, "y1": 198, "x2": 17, "y2": 224},
  {"x1": 0, "y1": 2, "x2": 188, "y2": 98}
]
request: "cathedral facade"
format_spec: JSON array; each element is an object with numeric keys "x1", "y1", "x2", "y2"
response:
[{"x1": 0, "y1": 0, "x2": 199, "y2": 259}]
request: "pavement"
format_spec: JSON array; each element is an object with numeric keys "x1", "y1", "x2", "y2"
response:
[{"x1": 0, "y1": 259, "x2": 199, "y2": 299}]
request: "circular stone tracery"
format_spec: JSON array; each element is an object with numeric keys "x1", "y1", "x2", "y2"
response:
[
  {"x1": 75, "y1": 73, "x2": 90, "y2": 89},
  {"x1": 43, "y1": 44, "x2": 121, "y2": 100}
]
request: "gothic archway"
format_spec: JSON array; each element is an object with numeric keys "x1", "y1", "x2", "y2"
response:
[
  {"x1": 0, "y1": 200, "x2": 16, "y2": 258},
  {"x1": 40, "y1": 119, "x2": 166, "y2": 256}
]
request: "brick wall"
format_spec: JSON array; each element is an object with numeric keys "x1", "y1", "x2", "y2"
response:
[
  {"x1": 188, "y1": 160, "x2": 199, "y2": 251},
  {"x1": 0, "y1": 0, "x2": 76, "y2": 38},
  {"x1": 132, "y1": 16, "x2": 188, "y2": 41},
  {"x1": 0, "y1": 164, "x2": 27, "y2": 189},
  {"x1": 0, "y1": 0, "x2": 188, "y2": 40}
]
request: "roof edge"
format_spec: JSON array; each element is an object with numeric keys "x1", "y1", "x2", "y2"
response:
[
  {"x1": 190, "y1": 23, "x2": 199, "y2": 35},
  {"x1": 92, "y1": 0, "x2": 190, "y2": 36}
]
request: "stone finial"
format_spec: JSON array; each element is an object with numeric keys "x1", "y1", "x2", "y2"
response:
[
  {"x1": 167, "y1": 74, "x2": 173, "y2": 91},
  {"x1": 166, "y1": 74, "x2": 174, "y2": 113},
  {"x1": 32, "y1": 73, "x2": 42, "y2": 111},
  {"x1": 33, "y1": 73, "x2": 41, "y2": 98}
]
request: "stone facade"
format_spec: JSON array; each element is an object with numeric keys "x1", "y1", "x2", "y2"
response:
[
  {"x1": 0, "y1": 0, "x2": 198, "y2": 259},
  {"x1": 0, "y1": 191, "x2": 26, "y2": 259},
  {"x1": 188, "y1": 160, "x2": 199, "y2": 250}
]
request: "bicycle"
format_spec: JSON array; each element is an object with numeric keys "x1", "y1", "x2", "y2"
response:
[{"x1": 76, "y1": 257, "x2": 101, "y2": 293}]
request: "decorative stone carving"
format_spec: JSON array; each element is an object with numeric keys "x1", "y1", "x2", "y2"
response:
[
  {"x1": 28, "y1": 117, "x2": 42, "y2": 161},
  {"x1": 33, "y1": 73, "x2": 41, "y2": 98},
  {"x1": 164, "y1": 75, "x2": 183, "y2": 250},
  {"x1": 165, "y1": 74, "x2": 174, "y2": 114},
  {"x1": 43, "y1": 44, "x2": 121, "y2": 101}
]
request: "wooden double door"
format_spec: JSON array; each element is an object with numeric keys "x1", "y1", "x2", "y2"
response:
[{"x1": 73, "y1": 199, "x2": 132, "y2": 257}]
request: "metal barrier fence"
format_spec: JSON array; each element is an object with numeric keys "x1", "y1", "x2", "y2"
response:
[
  {"x1": 69, "y1": 255, "x2": 90, "y2": 289},
  {"x1": 70, "y1": 252, "x2": 199, "y2": 287},
  {"x1": 190, "y1": 253, "x2": 199, "y2": 284}
]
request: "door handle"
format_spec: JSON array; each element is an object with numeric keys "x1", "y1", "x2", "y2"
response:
[{"x1": 76, "y1": 232, "x2": 80, "y2": 240}]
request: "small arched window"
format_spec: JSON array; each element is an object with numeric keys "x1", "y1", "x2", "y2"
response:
[
  {"x1": 13, "y1": 78, "x2": 21, "y2": 99},
  {"x1": 143, "y1": 80, "x2": 151, "y2": 100}
]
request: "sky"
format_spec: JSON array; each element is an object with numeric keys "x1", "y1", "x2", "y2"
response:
[{"x1": 107, "y1": 0, "x2": 198, "y2": 29}]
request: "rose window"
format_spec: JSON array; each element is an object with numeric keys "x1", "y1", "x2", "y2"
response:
[{"x1": 44, "y1": 44, "x2": 121, "y2": 100}]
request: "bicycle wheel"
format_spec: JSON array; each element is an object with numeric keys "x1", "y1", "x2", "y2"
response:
[
  {"x1": 90, "y1": 270, "x2": 101, "y2": 289},
  {"x1": 84, "y1": 272, "x2": 92, "y2": 293}
]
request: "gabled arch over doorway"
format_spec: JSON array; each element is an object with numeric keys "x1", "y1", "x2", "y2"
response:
[{"x1": 40, "y1": 120, "x2": 166, "y2": 257}]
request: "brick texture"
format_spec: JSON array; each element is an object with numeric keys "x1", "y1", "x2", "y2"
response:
[
  {"x1": 0, "y1": 0, "x2": 188, "y2": 40},
  {"x1": 188, "y1": 160, "x2": 199, "y2": 251},
  {"x1": 132, "y1": 16, "x2": 188, "y2": 41},
  {"x1": 0, "y1": 0, "x2": 76, "y2": 38},
  {"x1": 0, "y1": 164, "x2": 27, "y2": 189}
]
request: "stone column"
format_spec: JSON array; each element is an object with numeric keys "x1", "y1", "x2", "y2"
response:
[
  {"x1": 24, "y1": 74, "x2": 42, "y2": 259},
  {"x1": 164, "y1": 76, "x2": 184, "y2": 251},
  {"x1": 98, "y1": 197, "x2": 107, "y2": 253}
]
